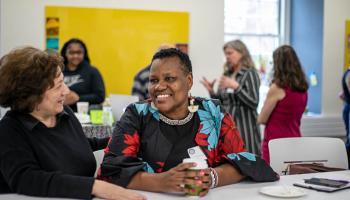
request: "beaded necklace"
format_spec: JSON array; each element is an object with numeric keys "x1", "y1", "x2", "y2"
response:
[{"x1": 159, "y1": 112, "x2": 194, "y2": 126}]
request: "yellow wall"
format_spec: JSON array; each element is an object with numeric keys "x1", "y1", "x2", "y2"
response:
[
  {"x1": 46, "y1": 6, "x2": 189, "y2": 95},
  {"x1": 345, "y1": 20, "x2": 350, "y2": 70}
]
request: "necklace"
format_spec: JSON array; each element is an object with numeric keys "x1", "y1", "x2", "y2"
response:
[{"x1": 159, "y1": 112, "x2": 194, "y2": 126}]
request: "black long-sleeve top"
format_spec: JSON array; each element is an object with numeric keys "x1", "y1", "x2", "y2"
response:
[
  {"x1": 64, "y1": 60, "x2": 105, "y2": 111},
  {"x1": 0, "y1": 106, "x2": 109, "y2": 199}
]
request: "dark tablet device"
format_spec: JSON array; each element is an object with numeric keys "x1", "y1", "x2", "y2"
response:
[{"x1": 304, "y1": 178, "x2": 348, "y2": 188}]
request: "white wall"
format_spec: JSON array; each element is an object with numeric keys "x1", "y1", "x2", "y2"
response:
[
  {"x1": 0, "y1": 0, "x2": 224, "y2": 97},
  {"x1": 323, "y1": 0, "x2": 350, "y2": 116},
  {"x1": 1, "y1": 0, "x2": 350, "y2": 117},
  {"x1": 0, "y1": 0, "x2": 45, "y2": 54}
]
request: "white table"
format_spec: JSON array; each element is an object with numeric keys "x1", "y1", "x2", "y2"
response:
[{"x1": 1, "y1": 171, "x2": 349, "y2": 200}]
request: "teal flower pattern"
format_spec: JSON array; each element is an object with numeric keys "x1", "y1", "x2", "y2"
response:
[
  {"x1": 227, "y1": 152, "x2": 257, "y2": 162},
  {"x1": 142, "y1": 161, "x2": 155, "y2": 173},
  {"x1": 197, "y1": 100, "x2": 224, "y2": 150},
  {"x1": 135, "y1": 103, "x2": 149, "y2": 115},
  {"x1": 134, "y1": 103, "x2": 159, "y2": 121}
]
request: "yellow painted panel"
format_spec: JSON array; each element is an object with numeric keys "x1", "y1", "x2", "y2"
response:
[
  {"x1": 345, "y1": 20, "x2": 350, "y2": 71},
  {"x1": 46, "y1": 6, "x2": 189, "y2": 95}
]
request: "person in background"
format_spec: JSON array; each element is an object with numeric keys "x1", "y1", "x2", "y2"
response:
[
  {"x1": 131, "y1": 43, "x2": 175, "y2": 100},
  {"x1": 339, "y1": 65, "x2": 350, "y2": 168},
  {"x1": 98, "y1": 48, "x2": 278, "y2": 196},
  {"x1": 258, "y1": 45, "x2": 308, "y2": 164},
  {"x1": 0, "y1": 47, "x2": 145, "y2": 200},
  {"x1": 60, "y1": 38, "x2": 105, "y2": 111},
  {"x1": 201, "y1": 40, "x2": 261, "y2": 155}
]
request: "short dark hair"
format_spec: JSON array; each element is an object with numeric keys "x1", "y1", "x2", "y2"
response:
[
  {"x1": 151, "y1": 48, "x2": 192, "y2": 74},
  {"x1": 0, "y1": 47, "x2": 64, "y2": 113},
  {"x1": 60, "y1": 38, "x2": 90, "y2": 66}
]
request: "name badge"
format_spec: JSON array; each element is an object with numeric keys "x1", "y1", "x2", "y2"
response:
[{"x1": 187, "y1": 146, "x2": 207, "y2": 160}]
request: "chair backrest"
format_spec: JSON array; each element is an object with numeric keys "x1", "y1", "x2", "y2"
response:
[
  {"x1": 109, "y1": 94, "x2": 139, "y2": 121},
  {"x1": 0, "y1": 107, "x2": 10, "y2": 120},
  {"x1": 269, "y1": 137, "x2": 348, "y2": 175},
  {"x1": 93, "y1": 149, "x2": 105, "y2": 177}
]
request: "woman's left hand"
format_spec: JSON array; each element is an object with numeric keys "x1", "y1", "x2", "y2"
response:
[
  {"x1": 219, "y1": 76, "x2": 239, "y2": 90},
  {"x1": 64, "y1": 90, "x2": 79, "y2": 105},
  {"x1": 184, "y1": 168, "x2": 212, "y2": 197}
]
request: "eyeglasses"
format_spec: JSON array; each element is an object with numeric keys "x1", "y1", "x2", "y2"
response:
[{"x1": 67, "y1": 50, "x2": 84, "y2": 55}]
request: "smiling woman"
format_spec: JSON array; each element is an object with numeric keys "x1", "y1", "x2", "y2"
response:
[
  {"x1": 148, "y1": 55, "x2": 192, "y2": 119},
  {"x1": 98, "y1": 48, "x2": 278, "y2": 197},
  {"x1": 60, "y1": 38, "x2": 106, "y2": 112},
  {"x1": 0, "y1": 47, "x2": 145, "y2": 200}
]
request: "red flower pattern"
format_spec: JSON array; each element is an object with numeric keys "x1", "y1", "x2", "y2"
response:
[
  {"x1": 156, "y1": 161, "x2": 165, "y2": 173},
  {"x1": 220, "y1": 114, "x2": 245, "y2": 154},
  {"x1": 194, "y1": 113, "x2": 246, "y2": 167},
  {"x1": 195, "y1": 133, "x2": 209, "y2": 146},
  {"x1": 122, "y1": 131, "x2": 140, "y2": 156}
]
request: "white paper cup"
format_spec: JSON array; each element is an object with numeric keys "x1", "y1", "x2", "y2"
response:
[{"x1": 77, "y1": 102, "x2": 89, "y2": 114}]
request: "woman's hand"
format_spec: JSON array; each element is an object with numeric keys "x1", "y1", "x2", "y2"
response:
[
  {"x1": 339, "y1": 91, "x2": 345, "y2": 101},
  {"x1": 92, "y1": 180, "x2": 146, "y2": 200},
  {"x1": 200, "y1": 77, "x2": 216, "y2": 93},
  {"x1": 64, "y1": 90, "x2": 79, "y2": 105},
  {"x1": 184, "y1": 168, "x2": 212, "y2": 197},
  {"x1": 219, "y1": 76, "x2": 239, "y2": 90},
  {"x1": 157, "y1": 162, "x2": 196, "y2": 193}
]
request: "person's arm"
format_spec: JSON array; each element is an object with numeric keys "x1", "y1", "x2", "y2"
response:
[
  {"x1": 87, "y1": 137, "x2": 110, "y2": 151},
  {"x1": 257, "y1": 83, "x2": 285, "y2": 124},
  {"x1": 92, "y1": 180, "x2": 146, "y2": 200},
  {"x1": 200, "y1": 77, "x2": 222, "y2": 100},
  {"x1": 0, "y1": 123, "x2": 94, "y2": 199},
  {"x1": 218, "y1": 112, "x2": 279, "y2": 182},
  {"x1": 214, "y1": 113, "x2": 247, "y2": 184},
  {"x1": 79, "y1": 67, "x2": 105, "y2": 104},
  {"x1": 339, "y1": 91, "x2": 345, "y2": 101},
  {"x1": 346, "y1": 72, "x2": 350, "y2": 96},
  {"x1": 127, "y1": 162, "x2": 195, "y2": 193},
  {"x1": 98, "y1": 104, "x2": 147, "y2": 187},
  {"x1": 214, "y1": 163, "x2": 245, "y2": 186},
  {"x1": 64, "y1": 90, "x2": 80, "y2": 105},
  {"x1": 230, "y1": 69, "x2": 261, "y2": 110}
]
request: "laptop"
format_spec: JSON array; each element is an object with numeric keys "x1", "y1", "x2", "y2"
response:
[{"x1": 109, "y1": 94, "x2": 139, "y2": 121}]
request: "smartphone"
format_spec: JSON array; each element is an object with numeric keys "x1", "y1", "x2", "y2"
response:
[{"x1": 304, "y1": 178, "x2": 349, "y2": 188}]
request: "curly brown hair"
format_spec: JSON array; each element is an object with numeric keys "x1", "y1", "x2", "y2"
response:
[
  {"x1": 0, "y1": 47, "x2": 64, "y2": 113},
  {"x1": 272, "y1": 45, "x2": 308, "y2": 92}
]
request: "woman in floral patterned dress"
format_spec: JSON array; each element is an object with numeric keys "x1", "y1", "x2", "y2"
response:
[{"x1": 98, "y1": 48, "x2": 278, "y2": 196}]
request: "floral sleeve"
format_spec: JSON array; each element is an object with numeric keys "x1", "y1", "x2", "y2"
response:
[
  {"x1": 218, "y1": 113, "x2": 246, "y2": 156},
  {"x1": 219, "y1": 112, "x2": 279, "y2": 182},
  {"x1": 97, "y1": 104, "x2": 145, "y2": 187}
]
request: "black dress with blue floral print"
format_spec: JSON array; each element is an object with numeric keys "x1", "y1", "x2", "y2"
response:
[{"x1": 98, "y1": 97, "x2": 278, "y2": 187}]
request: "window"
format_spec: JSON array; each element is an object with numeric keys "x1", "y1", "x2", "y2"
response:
[{"x1": 224, "y1": 0, "x2": 283, "y2": 112}]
